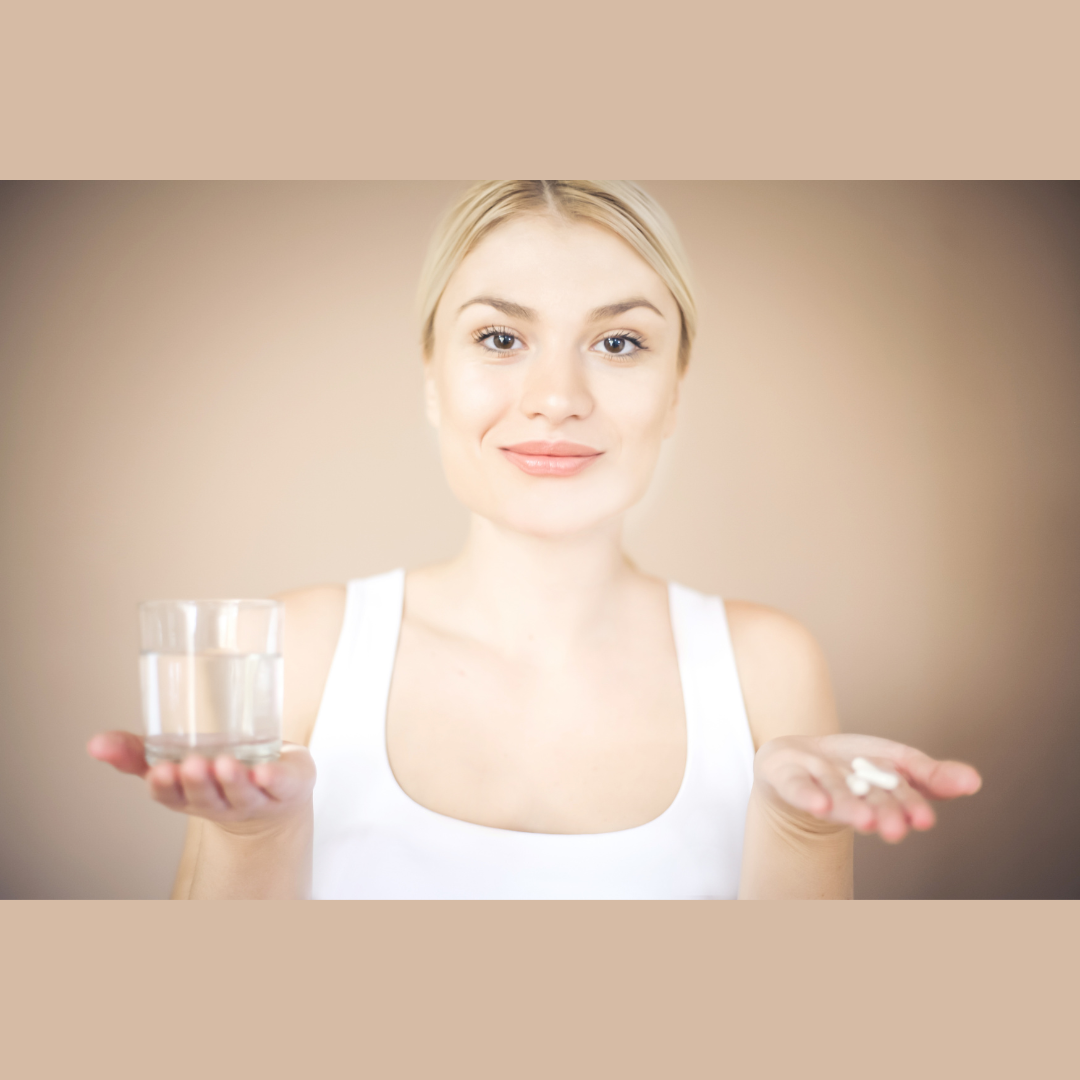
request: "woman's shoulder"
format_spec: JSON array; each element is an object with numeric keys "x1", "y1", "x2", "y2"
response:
[
  {"x1": 274, "y1": 584, "x2": 347, "y2": 746},
  {"x1": 276, "y1": 582, "x2": 347, "y2": 608},
  {"x1": 276, "y1": 583, "x2": 348, "y2": 658},
  {"x1": 722, "y1": 599, "x2": 820, "y2": 660},
  {"x1": 722, "y1": 599, "x2": 840, "y2": 747}
]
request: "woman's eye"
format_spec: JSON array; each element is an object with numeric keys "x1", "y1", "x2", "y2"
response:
[
  {"x1": 593, "y1": 335, "x2": 643, "y2": 357},
  {"x1": 478, "y1": 330, "x2": 522, "y2": 353}
]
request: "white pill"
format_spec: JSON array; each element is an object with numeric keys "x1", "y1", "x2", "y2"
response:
[
  {"x1": 851, "y1": 757, "x2": 900, "y2": 790},
  {"x1": 846, "y1": 774, "x2": 872, "y2": 796}
]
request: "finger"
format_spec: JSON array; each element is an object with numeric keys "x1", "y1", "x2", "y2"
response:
[
  {"x1": 178, "y1": 755, "x2": 229, "y2": 812},
  {"x1": 213, "y1": 756, "x2": 269, "y2": 813},
  {"x1": 892, "y1": 748, "x2": 983, "y2": 801},
  {"x1": 147, "y1": 762, "x2": 186, "y2": 809},
  {"x1": 862, "y1": 787, "x2": 910, "y2": 843},
  {"x1": 809, "y1": 764, "x2": 876, "y2": 832},
  {"x1": 888, "y1": 775, "x2": 936, "y2": 831},
  {"x1": 250, "y1": 745, "x2": 316, "y2": 803},
  {"x1": 87, "y1": 731, "x2": 149, "y2": 777},
  {"x1": 831, "y1": 756, "x2": 916, "y2": 840},
  {"x1": 824, "y1": 736, "x2": 983, "y2": 802}
]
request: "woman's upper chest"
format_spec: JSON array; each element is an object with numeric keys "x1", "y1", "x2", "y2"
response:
[{"x1": 385, "y1": 600, "x2": 688, "y2": 835}]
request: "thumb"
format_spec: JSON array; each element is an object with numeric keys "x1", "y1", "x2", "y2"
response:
[
  {"x1": 87, "y1": 731, "x2": 149, "y2": 777},
  {"x1": 250, "y1": 744, "x2": 316, "y2": 802}
]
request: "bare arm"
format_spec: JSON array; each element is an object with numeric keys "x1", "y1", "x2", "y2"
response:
[
  {"x1": 727, "y1": 603, "x2": 851, "y2": 898},
  {"x1": 91, "y1": 585, "x2": 345, "y2": 900},
  {"x1": 726, "y1": 603, "x2": 981, "y2": 899},
  {"x1": 168, "y1": 584, "x2": 345, "y2": 899}
]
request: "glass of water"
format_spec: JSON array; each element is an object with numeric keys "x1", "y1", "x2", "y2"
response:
[{"x1": 139, "y1": 599, "x2": 283, "y2": 765}]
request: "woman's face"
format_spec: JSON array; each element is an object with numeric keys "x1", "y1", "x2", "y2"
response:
[{"x1": 426, "y1": 214, "x2": 683, "y2": 539}]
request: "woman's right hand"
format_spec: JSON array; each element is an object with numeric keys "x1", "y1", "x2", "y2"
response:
[{"x1": 87, "y1": 731, "x2": 316, "y2": 837}]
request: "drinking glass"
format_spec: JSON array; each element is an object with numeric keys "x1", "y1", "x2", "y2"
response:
[{"x1": 139, "y1": 599, "x2": 283, "y2": 765}]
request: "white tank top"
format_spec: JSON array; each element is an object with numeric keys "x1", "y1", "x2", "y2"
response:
[{"x1": 310, "y1": 569, "x2": 755, "y2": 899}]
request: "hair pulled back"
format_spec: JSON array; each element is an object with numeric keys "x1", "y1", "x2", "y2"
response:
[{"x1": 417, "y1": 181, "x2": 697, "y2": 371}]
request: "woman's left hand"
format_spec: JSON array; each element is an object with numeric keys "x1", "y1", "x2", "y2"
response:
[{"x1": 753, "y1": 733, "x2": 983, "y2": 843}]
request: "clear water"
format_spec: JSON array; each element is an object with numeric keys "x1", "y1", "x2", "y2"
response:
[{"x1": 140, "y1": 651, "x2": 283, "y2": 764}]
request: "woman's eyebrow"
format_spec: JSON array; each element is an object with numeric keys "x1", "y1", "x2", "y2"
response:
[
  {"x1": 458, "y1": 296, "x2": 665, "y2": 322},
  {"x1": 457, "y1": 296, "x2": 537, "y2": 320},
  {"x1": 589, "y1": 298, "x2": 665, "y2": 320}
]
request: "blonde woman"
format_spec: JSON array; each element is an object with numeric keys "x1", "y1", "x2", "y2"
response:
[{"x1": 89, "y1": 181, "x2": 982, "y2": 899}]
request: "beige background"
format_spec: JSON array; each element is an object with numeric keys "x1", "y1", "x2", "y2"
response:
[
  {"x1": 4, "y1": 3, "x2": 1079, "y2": 179},
  {"x1": 1, "y1": 181, "x2": 1077, "y2": 898},
  {"x1": 5, "y1": 902, "x2": 1077, "y2": 1078}
]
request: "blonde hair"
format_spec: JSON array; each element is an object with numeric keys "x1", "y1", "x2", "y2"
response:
[{"x1": 417, "y1": 181, "x2": 697, "y2": 371}]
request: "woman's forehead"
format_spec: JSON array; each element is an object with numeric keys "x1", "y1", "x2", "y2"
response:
[{"x1": 444, "y1": 215, "x2": 674, "y2": 316}]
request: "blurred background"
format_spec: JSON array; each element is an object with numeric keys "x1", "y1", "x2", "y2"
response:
[{"x1": 1, "y1": 181, "x2": 1077, "y2": 899}]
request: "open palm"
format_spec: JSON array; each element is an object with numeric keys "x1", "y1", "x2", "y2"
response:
[{"x1": 754, "y1": 733, "x2": 982, "y2": 843}]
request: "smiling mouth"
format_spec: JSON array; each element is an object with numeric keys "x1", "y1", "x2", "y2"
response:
[{"x1": 499, "y1": 440, "x2": 603, "y2": 477}]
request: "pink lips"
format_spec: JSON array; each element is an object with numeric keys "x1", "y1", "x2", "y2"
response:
[{"x1": 499, "y1": 440, "x2": 603, "y2": 477}]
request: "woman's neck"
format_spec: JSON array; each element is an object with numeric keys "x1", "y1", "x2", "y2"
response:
[{"x1": 416, "y1": 513, "x2": 643, "y2": 659}]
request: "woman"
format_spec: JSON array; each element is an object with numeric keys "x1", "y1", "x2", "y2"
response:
[{"x1": 88, "y1": 181, "x2": 982, "y2": 899}]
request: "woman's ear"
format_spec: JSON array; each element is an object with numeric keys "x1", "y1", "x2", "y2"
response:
[{"x1": 423, "y1": 360, "x2": 440, "y2": 428}]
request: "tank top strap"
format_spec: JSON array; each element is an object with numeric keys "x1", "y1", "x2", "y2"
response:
[
  {"x1": 309, "y1": 568, "x2": 404, "y2": 757},
  {"x1": 667, "y1": 581, "x2": 756, "y2": 815}
]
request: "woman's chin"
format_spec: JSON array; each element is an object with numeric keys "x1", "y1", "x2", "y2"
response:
[
  {"x1": 447, "y1": 471, "x2": 646, "y2": 541},
  {"x1": 477, "y1": 501, "x2": 631, "y2": 541}
]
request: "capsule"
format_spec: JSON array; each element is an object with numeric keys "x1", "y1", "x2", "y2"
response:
[
  {"x1": 851, "y1": 756, "x2": 900, "y2": 790},
  {"x1": 846, "y1": 774, "x2": 872, "y2": 796}
]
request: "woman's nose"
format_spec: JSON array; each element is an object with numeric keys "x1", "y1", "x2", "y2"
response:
[{"x1": 518, "y1": 348, "x2": 594, "y2": 425}]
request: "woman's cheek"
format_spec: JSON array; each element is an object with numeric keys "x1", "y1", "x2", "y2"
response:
[
  {"x1": 433, "y1": 369, "x2": 512, "y2": 505},
  {"x1": 440, "y1": 366, "x2": 515, "y2": 439},
  {"x1": 609, "y1": 378, "x2": 673, "y2": 448},
  {"x1": 616, "y1": 399, "x2": 674, "y2": 499}
]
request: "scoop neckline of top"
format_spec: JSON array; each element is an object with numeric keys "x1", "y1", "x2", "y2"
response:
[{"x1": 376, "y1": 568, "x2": 694, "y2": 839}]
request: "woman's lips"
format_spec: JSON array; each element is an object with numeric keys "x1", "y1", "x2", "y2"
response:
[{"x1": 499, "y1": 441, "x2": 603, "y2": 477}]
